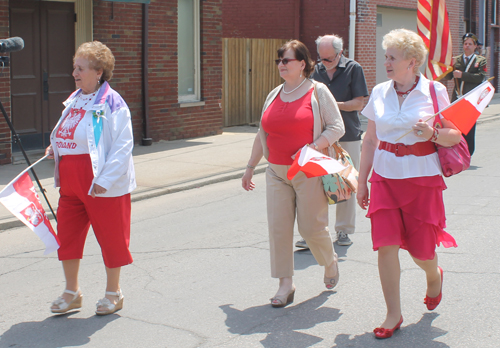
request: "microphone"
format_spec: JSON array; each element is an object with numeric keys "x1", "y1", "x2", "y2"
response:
[{"x1": 0, "y1": 37, "x2": 24, "y2": 53}]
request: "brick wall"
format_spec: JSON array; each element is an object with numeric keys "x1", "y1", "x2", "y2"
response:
[
  {"x1": 93, "y1": 0, "x2": 223, "y2": 143},
  {"x1": 0, "y1": 0, "x2": 10, "y2": 164},
  {"x1": 222, "y1": 0, "x2": 350, "y2": 60},
  {"x1": 223, "y1": 0, "x2": 296, "y2": 39},
  {"x1": 356, "y1": 0, "x2": 462, "y2": 93}
]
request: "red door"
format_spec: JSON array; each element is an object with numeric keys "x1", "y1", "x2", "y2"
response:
[{"x1": 10, "y1": 0, "x2": 75, "y2": 150}]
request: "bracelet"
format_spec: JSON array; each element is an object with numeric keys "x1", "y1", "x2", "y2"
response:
[
  {"x1": 430, "y1": 127, "x2": 439, "y2": 142},
  {"x1": 312, "y1": 142, "x2": 319, "y2": 150},
  {"x1": 246, "y1": 164, "x2": 255, "y2": 170}
]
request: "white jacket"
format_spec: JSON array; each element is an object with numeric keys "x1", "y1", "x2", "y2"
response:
[{"x1": 50, "y1": 81, "x2": 137, "y2": 197}]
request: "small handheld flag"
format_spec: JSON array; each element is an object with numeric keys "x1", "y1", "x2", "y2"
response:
[{"x1": 287, "y1": 145, "x2": 346, "y2": 180}]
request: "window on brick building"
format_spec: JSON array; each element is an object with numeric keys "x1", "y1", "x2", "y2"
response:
[{"x1": 178, "y1": 0, "x2": 201, "y2": 102}]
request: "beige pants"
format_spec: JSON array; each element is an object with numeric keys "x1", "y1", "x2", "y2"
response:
[
  {"x1": 266, "y1": 163, "x2": 336, "y2": 278},
  {"x1": 334, "y1": 140, "x2": 361, "y2": 235}
]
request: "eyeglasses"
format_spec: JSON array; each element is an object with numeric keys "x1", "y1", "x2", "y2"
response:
[
  {"x1": 275, "y1": 58, "x2": 298, "y2": 65},
  {"x1": 317, "y1": 53, "x2": 339, "y2": 63}
]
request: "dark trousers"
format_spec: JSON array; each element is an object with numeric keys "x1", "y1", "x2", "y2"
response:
[{"x1": 464, "y1": 123, "x2": 476, "y2": 156}]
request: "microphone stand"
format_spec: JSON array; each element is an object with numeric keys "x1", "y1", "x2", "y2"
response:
[{"x1": 0, "y1": 57, "x2": 57, "y2": 222}]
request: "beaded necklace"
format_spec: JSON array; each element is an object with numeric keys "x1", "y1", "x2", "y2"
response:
[
  {"x1": 77, "y1": 91, "x2": 98, "y2": 109},
  {"x1": 282, "y1": 78, "x2": 307, "y2": 95},
  {"x1": 395, "y1": 75, "x2": 420, "y2": 99}
]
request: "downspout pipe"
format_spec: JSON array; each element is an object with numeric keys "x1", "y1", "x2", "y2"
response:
[
  {"x1": 141, "y1": 3, "x2": 152, "y2": 146},
  {"x1": 348, "y1": 0, "x2": 356, "y2": 59}
]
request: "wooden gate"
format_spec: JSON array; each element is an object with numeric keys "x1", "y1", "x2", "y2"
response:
[{"x1": 223, "y1": 38, "x2": 287, "y2": 126}]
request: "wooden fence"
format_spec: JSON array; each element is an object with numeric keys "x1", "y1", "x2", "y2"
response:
[{"x1": 223, "y1": 38, "x2": 287, "y2": 126}]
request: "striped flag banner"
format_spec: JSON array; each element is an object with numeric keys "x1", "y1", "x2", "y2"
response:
[{"x1": 417, "y1": 0, "x2": 453, "y2": 80}]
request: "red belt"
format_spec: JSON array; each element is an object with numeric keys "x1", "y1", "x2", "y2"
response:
[{"x1": 378, "y1": 141, "x2": 436, "y2": 157}]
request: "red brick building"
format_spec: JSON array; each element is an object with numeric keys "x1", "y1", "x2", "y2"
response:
[
  {"x1": 0, "y1": 0, "x2": 223, "y2": 165},
  {"x1": 223, "y1": 0, "x2": 499, "y2": 96}
]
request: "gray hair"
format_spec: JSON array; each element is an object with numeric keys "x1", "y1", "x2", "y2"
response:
[{"x1": 315, "y1": 35, "x2": 343, "y2": 54}]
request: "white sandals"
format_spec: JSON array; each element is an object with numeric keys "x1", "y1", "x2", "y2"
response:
[
  {"x1": 51, "y1": 288, "x2": 82, "y2": 313},
  {"x1": 95, "y1": 289, "x2": 124, "y2": 315}
]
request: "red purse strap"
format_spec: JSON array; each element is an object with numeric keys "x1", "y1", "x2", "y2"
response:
[{"x1": 429, "y1": 81, "x2": 443, "y2": 128}]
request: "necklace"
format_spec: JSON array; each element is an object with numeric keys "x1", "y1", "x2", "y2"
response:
[
  {"x1": 395, "y1": 75, "x2": 420, "y2": 98},
  {"x1": 77, "y1": 91, "x2": 97, "y2": 109},
  {"x1": 282, "y1": 78, "x2": 307, "y2": 95}
]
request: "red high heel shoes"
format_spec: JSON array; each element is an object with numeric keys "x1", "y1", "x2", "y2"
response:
[
  {"x1": 373, "y1": 316, "x2": 403, "y2": 339},
  {"x1": 424, "y1": 266, "x2": 443, "y2": 311}
]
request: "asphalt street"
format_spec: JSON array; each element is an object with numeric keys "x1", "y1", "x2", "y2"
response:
[{"x1": 1, "y1": 118, "x2": 500, "y2": 347}]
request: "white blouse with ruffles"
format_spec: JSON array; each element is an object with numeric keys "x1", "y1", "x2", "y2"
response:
[{"x1": 361, "y1": 74, "x2": 449, "y2": 179}]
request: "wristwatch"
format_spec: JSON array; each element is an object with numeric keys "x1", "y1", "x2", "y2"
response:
[{"x1": 313, "y1": 142, "x2": 319, "y2": 150}]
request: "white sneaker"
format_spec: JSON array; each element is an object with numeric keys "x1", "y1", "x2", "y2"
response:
[
  {"x1": 337, "y1": 231, "x2": 353, "y2": 246},
  {"x1": 295, "y1": 239, "x2": 309, "y2": 249}
]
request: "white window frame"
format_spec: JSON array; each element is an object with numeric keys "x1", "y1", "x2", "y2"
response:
[{"x1": 178, "y1": 0, "x2": 202, "y2": 105}]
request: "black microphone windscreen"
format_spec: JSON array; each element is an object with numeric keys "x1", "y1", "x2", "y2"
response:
[{"x1": 0, "y1": 37, "x2": 24, "y2": 53}]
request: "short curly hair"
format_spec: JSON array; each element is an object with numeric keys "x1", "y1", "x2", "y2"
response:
[
  {"x1": 382, "y1": 29, "x2": 428, "y2": 74},
  {"x1": 277, "y1": 40, "x2": 315, "y2": 78},
  {"x1": 74, "y1": 41, "x2": 115, "y2": 83}
]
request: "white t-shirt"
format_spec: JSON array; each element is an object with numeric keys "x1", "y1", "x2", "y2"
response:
[
  {"x1": 361, "y1": 75, "x2": 449, "y2": 179},
  {"x1": 54, "y1": 91, "x2": 99, "y2": 156}
]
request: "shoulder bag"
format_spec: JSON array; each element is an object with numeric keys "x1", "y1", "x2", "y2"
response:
[
  {"x1": 429, "y1": 81, "x2": 471, "y2": 177},
  {"x1": 313, "y1": 83, "x2": 359, "y2": 204}
]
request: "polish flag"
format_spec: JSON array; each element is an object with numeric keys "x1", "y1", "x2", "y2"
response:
[
  {"x1": 287, "y1": 145, "x2": 346, "y2": 180},
  {"x1": 440, "y1": 80, "x2": 495, "y2": 134},
  {"x1": 0, "y1": 169, "x2": 59, "y2": 254}
]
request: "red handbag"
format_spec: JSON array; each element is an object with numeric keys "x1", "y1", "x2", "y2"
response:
[{"x1": 429, "y1": 81, "x2": 471, "y2": 177}]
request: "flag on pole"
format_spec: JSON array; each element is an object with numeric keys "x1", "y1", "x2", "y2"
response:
[
  {"x1": 417, "y1": 0, "x2": 453, "y2": 80},
  {"x1": 439, "y1": 80, "x2": 495, "y2": 134},
  {"x1": 0, "y1": 166, "x2": 59, "y2": 254},
  {"x1": 287, "y1": 145, "x2": 346, "y2": 180}
]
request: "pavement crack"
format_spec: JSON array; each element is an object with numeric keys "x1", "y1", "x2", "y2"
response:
[
  {"x1": 0, "y1": 258, "x2": 48, "y2": 277},
  {"x1": 118, "y1": 315, "x2": 208, "y2": 347}
]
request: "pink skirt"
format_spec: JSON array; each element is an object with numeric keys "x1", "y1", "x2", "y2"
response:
[{"x1": 367, "y1": 171, "x2": 457, "y2": 260}]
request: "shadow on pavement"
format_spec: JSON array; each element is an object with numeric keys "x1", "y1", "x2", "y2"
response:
[
  {"x1": 0, "y1": 312, "x2": 120, "y2": 348},
  {"x1": 220, "y1": 291, "x2": 341, "y2": 348},
  {"x1": 331, "y1": 313, "x2": 449, "y2": 348}
]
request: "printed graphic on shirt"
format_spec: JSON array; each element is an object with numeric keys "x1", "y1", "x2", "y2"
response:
[{"x1": 56, "y1": 108, "x2": 85, "y2": 140}]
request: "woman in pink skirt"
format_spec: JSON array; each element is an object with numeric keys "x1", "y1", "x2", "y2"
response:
[{"x1": 357, "y1": 29, "x2": 461, "y2": 339}]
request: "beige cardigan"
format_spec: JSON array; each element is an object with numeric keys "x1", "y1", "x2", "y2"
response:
[{"x1": 258, "y1": 81, "x2": 345, "y2": 159}]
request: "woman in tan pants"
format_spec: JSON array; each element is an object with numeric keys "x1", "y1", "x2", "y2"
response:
[{"x1": 242, "y1": 40, "x2": 345, "y2": 307}]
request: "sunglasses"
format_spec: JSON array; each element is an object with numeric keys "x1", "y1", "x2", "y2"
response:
[
  {"x1": 275, "y1": 58, "x2": 298, "y2": 65},
  {"x1": 317, "y1": 53, "x2": 340, "y2": 63}
]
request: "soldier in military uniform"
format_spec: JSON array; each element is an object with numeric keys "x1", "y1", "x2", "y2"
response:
[{"x1": 443, "y1": 32, "x2": 487, "y2": 156}]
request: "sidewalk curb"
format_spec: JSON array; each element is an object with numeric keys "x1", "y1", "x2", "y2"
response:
[
  {"x1": 130, "y1": 164, "x2": 267, "y2": 203},
  {"x1": 0, "y1": 164, "x2": 268, "y2": 232}
]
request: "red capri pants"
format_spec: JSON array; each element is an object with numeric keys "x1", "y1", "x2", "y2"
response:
[
  {"x1": 56, "y1": 154, "x2": 133, "y2": 268},
  {"x1": 367, "y1": 171, "x2": 457, "y2": 261}
]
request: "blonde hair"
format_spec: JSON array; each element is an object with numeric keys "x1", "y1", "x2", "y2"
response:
[
  {"x1": 74, "y1": 41, "x2": 115, "y2": 83},
  {"x1": 382, "y1": 29, "x2": 427, "y2": 73}
]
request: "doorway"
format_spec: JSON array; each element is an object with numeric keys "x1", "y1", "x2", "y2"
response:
[{"x1": 10, "y1": 0, "x2": 75, "y2": 150}]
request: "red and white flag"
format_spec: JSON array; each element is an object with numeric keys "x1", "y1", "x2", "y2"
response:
[
  {"x1": 0, "y1": 165, "x2": 59, "y2": 254},
  {"x1": 440, "y1": 80, "x2": 495, "y2": 134},
  {"x1": 287, "y1": 145, "x2": 346, "y2": 180},
  {"x1": 417, "y1": 0, "x2": 453, "y2": 80}
]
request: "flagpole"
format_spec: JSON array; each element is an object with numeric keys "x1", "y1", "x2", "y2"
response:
[
  {"x1": 394, "y1": 78, "x2": 495, "y2": 142},
  {"x1": 0, "y1": 98, "x2": 57, "y2": 222}
]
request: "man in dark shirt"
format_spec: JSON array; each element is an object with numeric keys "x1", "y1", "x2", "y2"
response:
[
  {"x1": 296, "y1": 34, "x2": 368, "y2": 248},
  {"x1": 442, "y1": 32, "x2": 487, "y2": 155}
]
